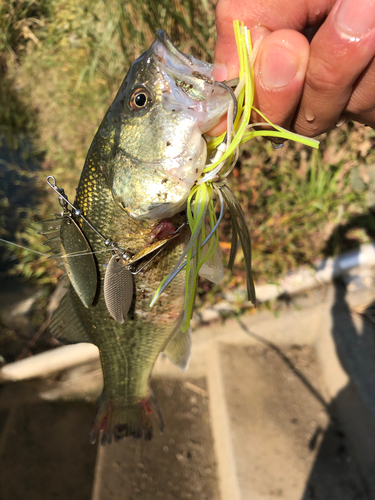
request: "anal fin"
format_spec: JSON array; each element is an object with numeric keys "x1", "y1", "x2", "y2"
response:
[{"x1": 164, "y1": 327, "x2": 192, "y2": 372}]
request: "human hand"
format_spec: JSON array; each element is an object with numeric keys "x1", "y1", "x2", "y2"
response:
[{"x1": 211, "y1": 0, "x2": 375, "y2": 137}]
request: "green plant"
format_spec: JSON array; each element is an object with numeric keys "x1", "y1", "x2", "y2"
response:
[{"x1": 0, "y1": 0, "x2": 373, "y2": 292}]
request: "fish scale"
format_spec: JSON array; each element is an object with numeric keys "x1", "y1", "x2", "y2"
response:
[
  {"x1": 49, "y1": 29, "x2": 231, "y2": 443},
  {"x1": 71, "y1": 153, "x2": 187, "y2": 443}
]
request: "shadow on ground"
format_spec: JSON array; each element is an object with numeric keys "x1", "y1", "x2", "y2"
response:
[
  {"x1": 301, "y1": 280, "x2": 375, "y2": 500},
  {"x1": 237, "y1": 278, "x2": 375, "y2": 500}
]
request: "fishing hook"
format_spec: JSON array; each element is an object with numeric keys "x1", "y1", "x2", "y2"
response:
[{"x1": 216, "y1": 81, "x2": 238, "y2": 128}]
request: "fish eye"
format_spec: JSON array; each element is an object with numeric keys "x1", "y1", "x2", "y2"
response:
[{"x1": 129, "y1": 88, "x2": 151, "y2": 110}]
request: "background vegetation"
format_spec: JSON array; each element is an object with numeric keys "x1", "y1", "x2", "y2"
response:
[{"x1": 1, "y1": 0, "x2": 375, "y2": 359}]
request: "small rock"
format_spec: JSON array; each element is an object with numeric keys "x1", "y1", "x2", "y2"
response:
[
  {"x1": 199, "y1": 307, "x2": 220, "y2": 323},
  {"x1": 255, "y1": 284, "x2": 280, "y2": 302},
  {"x1": 223, "y1": 289, "x2": 247, "y2": 302},
  {"x1": 213, "y1": 301, "x2": 236, "y2": 313},
  {"x1": 344, "y1": 267, "x2": 374, "y2": 292}
]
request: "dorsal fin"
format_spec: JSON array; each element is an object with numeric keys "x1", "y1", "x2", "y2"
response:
[
  {"x1": 49, "y1": 286, "x2": 92, "y2": 344},
  {"x1": 164, "y1": 328, "x2": 192, "y2": 371},
  {"x1": 38, "y1": 217, "x2": 64, "y2": 258}
]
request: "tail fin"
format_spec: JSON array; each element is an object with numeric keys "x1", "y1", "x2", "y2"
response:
[{"x1": 90, "y1": 391, "x2": 164, "y2": 445}]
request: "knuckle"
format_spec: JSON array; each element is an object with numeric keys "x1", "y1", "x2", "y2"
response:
[
  {"x1": 346, "y1": 85, "x2": 374, "y2": 117},
  {"x1": 306, "y1": 50, "x2": 351, "y2": 95}
]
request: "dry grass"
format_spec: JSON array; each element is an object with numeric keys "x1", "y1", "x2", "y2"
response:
[{"x1": 0, "y1": 0, "x2": 374, "y2": 289}]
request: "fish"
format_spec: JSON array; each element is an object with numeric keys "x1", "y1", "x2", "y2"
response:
[{"x1": 45, "y1": 30, "x2": 231, "y2": 444}]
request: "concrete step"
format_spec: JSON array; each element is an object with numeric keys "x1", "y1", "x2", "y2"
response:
[
  {"x1": 215, "y1": 343, "x2": 368, "y2": 500},
  {"x1": 0, "y1": 400, "x2": 97, "y2": 500},
  {"x1": 92, "y1": 378, "x2": 218, "y2": 500},
  {"x1": 0, "y1": 280, "x2": 374, "y2": 500}
]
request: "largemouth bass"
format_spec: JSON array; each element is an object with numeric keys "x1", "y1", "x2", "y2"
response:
[{"x1": 47, "y1": 30, "x2": 231, "y2": 444}]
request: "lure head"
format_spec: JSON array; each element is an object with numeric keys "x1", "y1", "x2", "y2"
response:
[{"x1": 97, "y1": 30, "x2": 231, "y2": 220}]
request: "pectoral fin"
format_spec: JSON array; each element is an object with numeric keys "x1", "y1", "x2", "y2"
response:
[
  {"x1": 164, "y1": 328, "x2": 192, "y2": 371},
  {"x1": 198, "y1": 229, "x2": 224, "y2": 284},
  {"x1": 60, "y1": 217, "x2": 97, "y2": 308}
]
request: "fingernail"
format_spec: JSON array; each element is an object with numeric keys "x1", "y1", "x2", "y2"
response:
[
  {"x1": 336, "y1": 0, "x2": 375, "y2": 36},
  {"x1": 260, "y1": 45, "x2": 298, "y2": 89},
  {"x1": 212, "y1": 63, "x2": 228, "y2": 81}
]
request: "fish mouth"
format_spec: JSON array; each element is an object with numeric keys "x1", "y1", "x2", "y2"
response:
[
  {"x1": 150, "y1": 31, "x2": 230, "y2": 133},
  {"x1": 155, "y1": 30, "x2": 195, "y2": 68},
  {"x1": 155, "y1": 30, "x2": 215, "y2": 80},
  {"x1": 152, "y1": 30, "x2": 215, "y2": 87}
]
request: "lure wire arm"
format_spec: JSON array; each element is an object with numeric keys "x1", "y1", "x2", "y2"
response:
[
  {"x1": 46, "y1": 175, "x2": 188, "y2": 274},
  {"x1": 130, "y1": 245, "x2": 167, "y2": 275},
  {"x1": 130, "y1": 221, "x2": 188, "y2": 275},
  {"x1": 47, "y1": 176, "x2": 109, "y2": 244},
  {"x1": 47, "y1": 176, "x2": 130, "y2": 259}
]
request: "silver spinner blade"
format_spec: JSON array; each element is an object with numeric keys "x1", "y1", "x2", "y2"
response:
[{"x1": 104, "y1": 255, "x2": 134, "y2": 324}]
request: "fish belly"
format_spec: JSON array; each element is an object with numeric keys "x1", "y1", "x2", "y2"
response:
[{"x1": 89, "y1": 241, "x2": 186, "y2": 444}]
